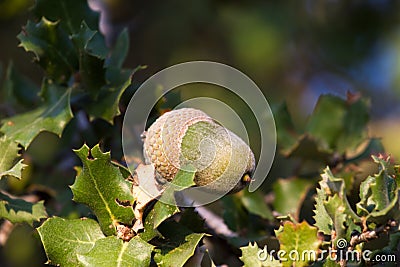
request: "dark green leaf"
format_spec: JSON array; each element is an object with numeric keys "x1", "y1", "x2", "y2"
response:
[
  {"x1": 0, "y1": 191, "x2": 47, "y2": 225},
  {"x1": 71, "y1": 22, "x2": 106, "y2": 97},
  {"x1": 37, "y1": 217, "x2": 105, "y2": 267},
  {"x1": 85, "y1": 68, "x2": 133, "y2": 122},
  {"x1": 152, "y1": 168, "x2": 196, "y2": 228},
  {"x1": 240, "y1": 189, "x2": 274, "y2": 220},
  {"x1": 71, "y1": 144, "x2": 134, "y2": 235},
  {"x1": 154, "y1": 221, "x2": 205, "y2": 267},
  {"x1": 33, "y1": 0, "x2": 99, "y2": 34},
  {"x1": 18, "y1": 18, "x2": 78, "y2": 82},
  {"x1": 0, "y1": 87, "x2": 73, "y2": 147},
  {"x1": 77, "y1": 236, "x2": 153, "y2": 267},
  {"x1": 2, "y1": 62, "x2": 40, "y2": 107},
  {"x1": 107, "y1": 29, "x2": 129, "y2": 68}
]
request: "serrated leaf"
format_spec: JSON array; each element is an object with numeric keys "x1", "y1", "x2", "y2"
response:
[
  {"x1": 0, "y1": 87, "x2": 73, "y2": 147},
  {"x1": 314, "y1": 168, "x2": 361, "y2": 240},
  {"x1": 273, "y1": 177, "x2": 314, "y2": 220},
  {"x1": 240, "y1": 189, "x2": 274, "y2": 220},
  {"x1": 37, "y1": 217, "x2": 105, "y2": 267},
  {"x1": 275, "y1": 221, "x2": 322, "y2": 267},
  {"x1": 0, "y1": 191, "x2": 47, "y2": 225},
  {"x1": 356, "y1": 156, "x2": 400, "y2": 224},
  {"x1": 240, "y1": 242, "x2": 282, "y2": 267},
  {"x1": 18, "y1": 18, "x2": 78, "y2": 82},
  {"x1": 33, "y1": 0, "x2": 99, "y2": 34},
  {"x1": 152, "y1": 168, "x2": 196, "y2": 228},
  {"x1": 313, "y1": 188, "x2": 333, "y2": 235},
  {"x1": 0, "y1": 138, "x2": 26, "y2": 180},
  {"x1": 77, "y1": 236, "x2": 153, "y2": 267},
  {"x1": 154, "y1": 221, "x2": 205, "y2": 267},
  {"x1": 71, "y1": 144, "x2": 134, "y2": 235}
]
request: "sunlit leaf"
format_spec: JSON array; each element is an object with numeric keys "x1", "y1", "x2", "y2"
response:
[
  {"x1": 0, "y1": 86, "x2": 73, "y2": 147},
  {"x1": 0, "y1": 191, "x2": 47, "y2": 225},
  {"x1": 0, "y1": 138, "x2": 26, "y2": 180},
  {"x1": 37, "y1": 217, "x2": 105, "y2": 267},
  {"x1": 71, "y1": 144, "x2": 134, "y2": 235},
  {"x1": 275, "y1": 221, "x2": 322, "y2": 267},
  {"x1": 240, "y1": 242, "x2": 282, "y2": 267},
  {"x1": 77, "y1": 236, "x2": 153, "y2": 267},
  {"x1": 154, "y1": 221, "x2": 205, "y2": 267}
]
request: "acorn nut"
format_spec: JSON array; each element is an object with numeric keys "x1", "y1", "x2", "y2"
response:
[{"x1": 143, "y1": 108, "x2": 255, "y2": 194}]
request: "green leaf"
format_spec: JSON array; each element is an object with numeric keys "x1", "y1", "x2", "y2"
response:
[
  {"x1": 2, "y1": 61, "x2": 40, "y2": 108},
  {"x1": 240, "y1": 242, "x2": 282, "y2": 267},
  {"x1": 71, "y1": 22, "x2": 106, "y2": 97},
  {"x1": 240, "y1": 189, "x2": 274, "y2": 220},
  {"x1": 275, "y1": 221, "x2": 322, "y2": 267},
  {"x1": 314, "y1": 168, "x2": 361, "y2": 240},
  {"x1": 306, "y1": 94, "x2": 369, "y2": 154},
  {"x1": 0, "y1": 191, "x2": 47, "y2": 225},
  {"x1": 18, "y1": 18, "x2": 78, "y2": 82},
  {"x1": 273, "y1": 103, "x2": 297, "y2": 153},
  {"x1": 324, "y1": 194, "x2": 360, "y2": 241},
  {"x1": 283, "y1": 134, "x2": 332, "y2": 161},
  {"x1": 154, "y1": 221, "x2": 205, "y2": 267},
  {"x1": 77, "y1": 236, "x2": 153, "y2": 267},
  {"x1": 33, "y1": 0, "x2": 99, "y2": 34},
  {"x1": 313, "y1": 188, "x2": 333, "y2": 235},
  {"x1": 0, "y1": 86, "x2": 73, "y2": 147},
  {"x1": 152, "y1": 168, "x2": 196, "y2": 228},
  {"x1": 71, "y1": 144, "x2": 134, "y2": 235},
  {"x1": 356, "y1": 156, "x2": 400, "y2": 224},
  {"x1": 139, "y1": 207, "x2": 162, "y2": 242},
  {"x1": 37, "y1": 217, "x2": 105, "y2": 267},
  {"x1": 273, "y1": 177, "x2": 314, "y2": 220},
  {"x1": 0, "y1": 138, "x2": 26, "y2": 180},
  {"x1": 107, "y1": 29, "x2": 130, "y2": 68},
  {"x1": 85, "y1": 68, "x2": 133, "y2": 122}
]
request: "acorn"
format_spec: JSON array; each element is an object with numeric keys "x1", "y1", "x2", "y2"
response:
[{"x1": 143, "y1": 108, "x2": 255, "y2": 194}]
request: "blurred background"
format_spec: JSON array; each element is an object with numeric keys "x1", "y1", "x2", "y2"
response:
[{"x1": 1, "y1": 0, "x2": 400, "y2": 266}]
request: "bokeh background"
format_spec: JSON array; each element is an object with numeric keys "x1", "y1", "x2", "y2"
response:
[{"x1": 1, "y1": 0, "x2": 400, "y2": 266}]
